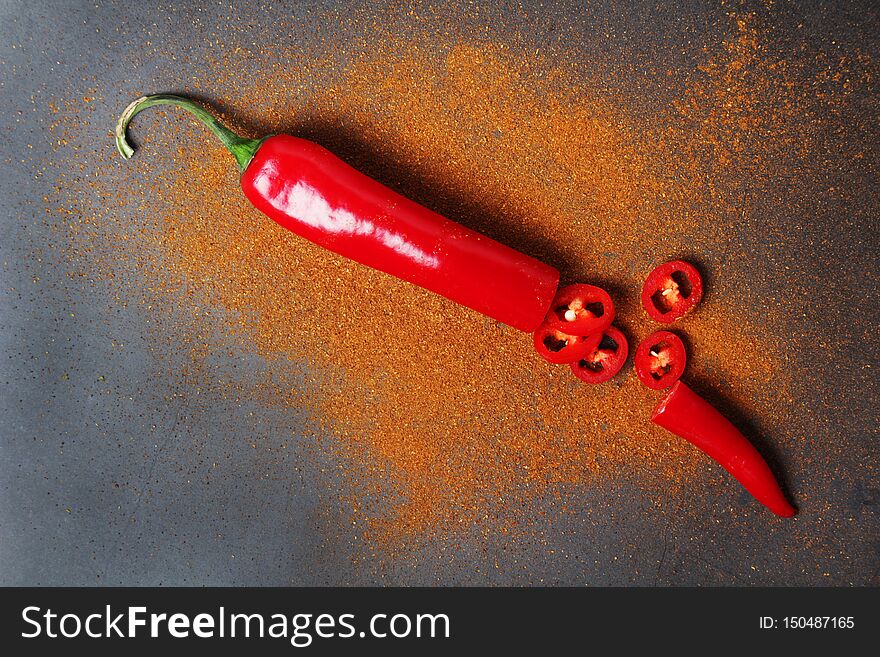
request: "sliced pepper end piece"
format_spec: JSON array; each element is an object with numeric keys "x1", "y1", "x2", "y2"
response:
[
  {"x1": 652, "y1": 381, "x2": 796, "y2": 518},
  {"x1": 775, "y1": 500, "x2": 797, "y2": 518}
]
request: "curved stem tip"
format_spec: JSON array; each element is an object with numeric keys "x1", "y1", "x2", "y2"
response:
[{"x1": 114, "y1": 94, "x2": 263, "y2": 172}]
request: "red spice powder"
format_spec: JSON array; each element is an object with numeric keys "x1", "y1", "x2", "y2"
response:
[{"x1": 51, "y1": 11, "x2": 869, "y2": 553}]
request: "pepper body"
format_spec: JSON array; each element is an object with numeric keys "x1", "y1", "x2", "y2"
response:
[
  {"x1": 241, "y1": 135, "x2": 560, "y2": 332},
  {"x1": 652, "y1": 381, "x2": 795, "y2": 517}
]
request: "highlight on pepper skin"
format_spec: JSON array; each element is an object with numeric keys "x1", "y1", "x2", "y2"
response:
[{"x1": 252, "y1": 173, "x2": 442, "y2": 269}]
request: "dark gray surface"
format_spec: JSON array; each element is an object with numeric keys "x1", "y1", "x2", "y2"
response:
[{"x1": 1, "y1": 0, "x2": 877, "y2": 585}]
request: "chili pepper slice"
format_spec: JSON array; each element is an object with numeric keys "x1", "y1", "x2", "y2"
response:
[
  {"x1": 635, "y1": 330, "x2": 687, "y2": 390},
  {"x1": 641, "y1": 260, "x2": 703, "y2": 323},
  {"x1": 545, "y1": 284, "x2": 615, "y2": 336},
  {"x1": 533, "y1": 323, "x2": 602, "y2": 365},
  {"x1": 114, "y1": 95, "x2": 560, "y2": 333},
  {"x1": 652, "y1": 381, "x2": 796, "y2": 517},
  {"x1": 569, "y1": 325, "x2": 629, "y2": 383}
]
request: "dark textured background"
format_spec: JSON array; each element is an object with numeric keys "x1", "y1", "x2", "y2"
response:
[{"x1": 1, "y1": 0, "x2": 877, "y2": 585}]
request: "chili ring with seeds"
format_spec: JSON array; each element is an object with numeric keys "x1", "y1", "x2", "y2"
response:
[
  {"x1": 635, "y1": 330, "x2": 687, "y2": 390},
  {"x1": 533, "y1": 323, "x2": 602, "y2": 364},
  {"x1": 544, "y1": 283, "x2": 615, "y2": 336},
  {"x1": 641, "y1": 260, "x2": 703, "y2": 323},
  {"x1": 569, "y1": 325, "x2": 629, "y2": 384}
]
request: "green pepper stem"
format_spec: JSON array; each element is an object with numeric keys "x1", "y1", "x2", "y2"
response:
[{"x1": 114, "y1": 94, "x2": 263, "y2": 172}]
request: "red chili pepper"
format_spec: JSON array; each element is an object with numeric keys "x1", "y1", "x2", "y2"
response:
[
  {"x1": 652, "y1": 381, "x2": 796, "y2": 517},
  {"x1": 641, "y1": 260, "x2": 703, "y2": 323},
  {"x1": 533, "y1": 324, "x2": 601, "y2": 365},
  {"x1": 544, "y1": 284, "x2": 614, "y2": 336},
  {"x1": 569, "y1": 325, "x2": 628, "y2": 383},
  {"x1": 115, "y1": 95, "x2": 560, "y2": 332},
  {"x1": 634, "y1": 330, "x2": 687, "y2": 390}
]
